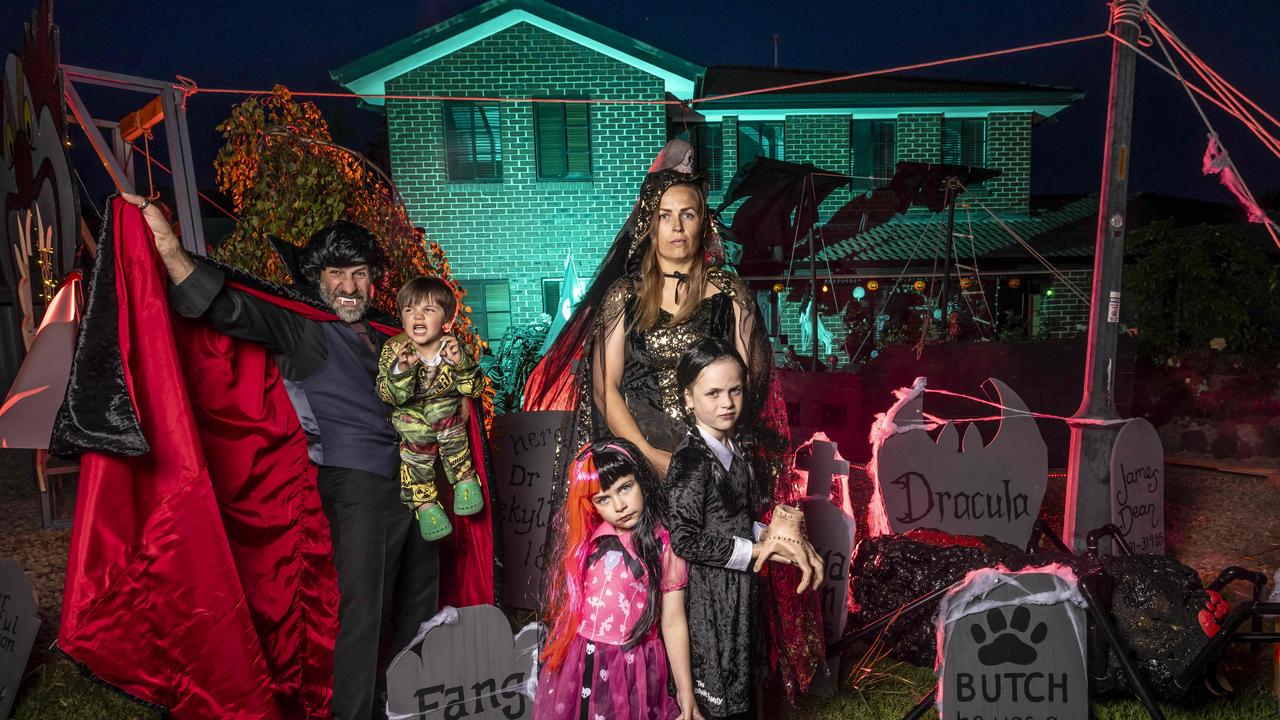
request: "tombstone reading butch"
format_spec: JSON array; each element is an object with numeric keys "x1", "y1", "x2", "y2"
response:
[
  {"x1": 386, "y1": 604, "x2": 540, "y2": 720},
  {"x1": 0, "y1": 561, "x2": 40, "y2": 720},
  {"x1": 874, "y1": 378, "x2": 1047, "y2": 547},
  {"x1": 1109, "y1": 418, "x2": 1165, "y2": 555},
  {"x1": 490, "y1": 411, "x2": 565, "y2": 609},
  {"x1": 937, "y1": 568, "x2": 1088, "y2": 720},
  {"x1": 797, "y1": 434, "x2": 856, "y2": 697}
]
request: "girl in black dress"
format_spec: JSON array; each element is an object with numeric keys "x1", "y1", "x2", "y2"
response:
[{"x1": 664, "y1": 339, "x2": 820, "y2": 719}]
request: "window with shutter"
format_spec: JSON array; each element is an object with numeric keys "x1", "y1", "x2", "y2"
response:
[
  {"x1": 541, "y1": 279, "x2": 562, "y2": 316},
  {"x1": 535, "y1": 101, "x2": 592, "y2": 180},
  {"x1": 737, "y1": 121, "x2": 784, "y2": 170},
  {"x1": 444, "y1": 102, "x2": 502, "y2": 182},
  {"x1": 852, "y1": 120, "x2": 897, "y2": 191},
  {"x1": 669, "y1": 123, "x2": 723, "y2": 191},
  {"x1": 942, "y1": 118, "x2": 986, "y2": 168},
  {"x1": 458, "y1": 279, "x2": 512, "y2": 342}
]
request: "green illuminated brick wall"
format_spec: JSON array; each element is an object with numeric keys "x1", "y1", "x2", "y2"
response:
[{"x1": 384, "y1": 21, "x2": 667, "y2": 342}]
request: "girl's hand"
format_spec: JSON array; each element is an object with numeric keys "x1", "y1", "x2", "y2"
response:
[
  {"x1": 677, "y1": 689, "x2": 703, "y2": 720},
  {"x1": 643, "y1": 446, "x2": 672, "y2": 478},
  {"x1": 440, "y1": 334, "x2": 462, "y2": 365}
]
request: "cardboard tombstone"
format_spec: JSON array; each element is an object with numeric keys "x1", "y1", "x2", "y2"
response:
[
  {"x1": 874, "y1": 378, "x2": 1047, "y2": 547},
  {"x1": 387, "y1": 604, "x2": 540, "y2": 720},
  {"x1": 0, "y1": 561, "x2": 40, "y2": 720},
  {"x1": 937, "y1": 568, "x2": 1088, "y2": 720},
  {"x1": 490, "y1": 411, "x2": 566, "y2": 609},
  {"x1": 1109, "y1": 418, "x2": 1165, "y2": 555},
  {"x1": 796, "y1": 434, "x2": 857, "y2": 696}
]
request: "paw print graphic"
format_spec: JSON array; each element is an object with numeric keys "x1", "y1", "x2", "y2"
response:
[{"x1": 970, "y1": 606, "x2": 1048, "y2": 666}]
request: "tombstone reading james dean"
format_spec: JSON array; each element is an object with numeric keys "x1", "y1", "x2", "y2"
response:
[
  {"x1": 938, "y1": 568, "x2": 1089, "y2": 720},
  {"x1": 490, "y1": 411, "x2": 566, "y2": 609},
  {"x1": 0, "y1": 561, "x2": 40, "y2": 720},
  {"x1": 874, "y1": 378, "x2": 1048, "y2": 547},
  {"x1": 1109, "y1": 418, "x2": 1165, "y2": 555},
  {"x1": 797, "y1": 434, "x2": 856, "y2": 697},
  {"x1": 387, "y1": 604, "x2": 540, "y2": 720}
]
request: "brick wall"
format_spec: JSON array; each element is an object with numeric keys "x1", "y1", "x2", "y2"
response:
[
  {"x1": 385, "y1": 21, "x2": 667, "y2": 339},
  {"x1": 985, "y1": 112, "x2": 1032, "y2": 216},
  {"x1": 896, "y1": 113, "x2": 944, "y2": 164},
  {"x1": 1033, "y1": 269, "x2": 1093, "y2": 339}
]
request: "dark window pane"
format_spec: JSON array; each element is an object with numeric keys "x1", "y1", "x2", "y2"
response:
[
  {"x1": 737, "y1": 121, "x2": 784, "y2": 170},
  {"x1": 535, "y1": 101, "x2": 591, "y2": 180},
  {"x1": 852, "y1": 120, "x2": 896, "y2": 191},
  {"x1": 444, "y1": 102, "x2": 502, "y2": 181}
]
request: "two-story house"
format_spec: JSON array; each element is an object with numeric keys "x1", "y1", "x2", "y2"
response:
[{"x1": 332, "y1": 0, "x2": 1092, "y2": 352}]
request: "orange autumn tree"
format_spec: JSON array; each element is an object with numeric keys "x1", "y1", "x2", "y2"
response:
[
  {"x1": 212, "y1": 85, "x2": 493, "y2": 425},
  {"x1": 212, "y1": 86, "x2": 489, "y2": 373}
]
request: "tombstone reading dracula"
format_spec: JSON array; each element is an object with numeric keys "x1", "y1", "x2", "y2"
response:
[
  {"x1": 1109, "y1": 417, "x2": 1165, "y2": 555},
  {"x1": 797, "y1": 433, "x2": 856, "y2": 697},
  {"x1": 387, "y1": 604, "x2": 540, "y2": 720},
  {"x1": 873, "y1": 378, "x2": 1047, "y2": 547},
  {"x1": 937, "y1": 568, "x2": 1089, "y2": 720},
  {"x1": 490, "y1": 411, "x2": 565, "y2": 609},
  {"x1": 0, "y1": 561, "x2": 40, "y2": 720}
]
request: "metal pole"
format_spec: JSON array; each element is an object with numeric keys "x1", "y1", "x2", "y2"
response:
[
  {"x1": 1064, "y1": 0, "x2": 1145, "y2": 552},
  {"x1": 937, "y1": 177, "x2": 959, "y2": 331},
  {"x1": 810, "y1": 225, "x2": 819, "y2": 371}
]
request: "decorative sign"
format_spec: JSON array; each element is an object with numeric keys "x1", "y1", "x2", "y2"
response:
[
  {"x1": 797, "y1": 434, "x2": 856, "y2": 697},
  {"x1": 0, "y1": 561, "x2": 40, "y2": 720},
  {"x1": 490, "y1": 411, "x2": 565, "y2": 609},
  {"x1": 387, "y1": 604, "x2": 539, "y2": 720},
  {"x1": 938, "y1": 569, "x2": 1088, "y2": 720},
  {"x1": 1109, "y1": 418, "x2": 1165, "y2": 555},
  {"x1": 874, "y1": 378, "x2": 1047, "y2": 547}
]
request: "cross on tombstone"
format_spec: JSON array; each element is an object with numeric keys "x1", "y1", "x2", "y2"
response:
[{"x1": 797, "y1": 436, "x2": 856, "y2": 697}]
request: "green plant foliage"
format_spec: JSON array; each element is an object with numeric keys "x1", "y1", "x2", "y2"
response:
[
  {"x1": 482, "y1": 314, "x2": 552, "y2": 414},
  {"x1": 1125, "y1": 221, "x2": 1280, "y2": 361}
]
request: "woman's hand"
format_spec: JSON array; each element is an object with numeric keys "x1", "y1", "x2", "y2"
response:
[
  {"x1": 643, "y1": 446, "x2": 672, "y2": 477},
  {"x1": 676, "y1": 689, "x2": 703, "y2": 720}
]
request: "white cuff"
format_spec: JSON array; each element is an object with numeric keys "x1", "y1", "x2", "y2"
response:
[
  {"x1": 726, "y1": 536, "x2": 753, "y2": 571},
  {"x1": 752, "y1": 522, "x2": 767, "y2": 542}
]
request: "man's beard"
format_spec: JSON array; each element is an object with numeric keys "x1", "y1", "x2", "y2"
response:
[{"x1": 318, "y1": 284, "x2": 370, "y2": 323}]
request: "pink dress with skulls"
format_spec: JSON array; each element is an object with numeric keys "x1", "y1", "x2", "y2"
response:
[{"x1": 534, "y1": 523, "x2": 688, "y2": 720}]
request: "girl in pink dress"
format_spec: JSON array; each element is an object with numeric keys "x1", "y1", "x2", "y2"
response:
[{"x1": 536, "y1": 438, "x2": 701, "y2": 720}]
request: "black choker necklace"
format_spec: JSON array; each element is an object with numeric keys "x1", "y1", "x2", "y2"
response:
[{"x1": 663, "y1": 271, "x2": 690, "y2": 304}]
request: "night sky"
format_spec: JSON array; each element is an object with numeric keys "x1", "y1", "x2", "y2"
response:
[{"x1": 4, "y1": 0, "x2": 1278, "y2": 213}]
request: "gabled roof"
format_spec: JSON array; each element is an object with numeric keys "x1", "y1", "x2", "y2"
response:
[
  {"x1": 331, "y1": 0, "x2": 702, "y2": 106},
  {"x1": 695, "y1": 65, "x2": 1083, "y2": 121}
]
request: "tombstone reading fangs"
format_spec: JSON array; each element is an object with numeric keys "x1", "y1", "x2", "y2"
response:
[
  {"x1": 796, "y1": 434, "x2": 856, "y2": 697},
  {"x1": 937, "y1": 568, "x2": 1089, "y2": 720},
  {"x1": 874, "y1": 378, "x2": 1047, "y2": 547},
  {"x1": 491, "y1": 411, "x2": 566, "y2": 609},
  {"x1": 0, "y1": 561, "x2": 40, "y2": 720},
  {"x1": 1109, "y1": 418, "x2": 1165, "y2": 555},
  {"x1": 387, "y1": 604, "x2": 540, "y2": 720}
]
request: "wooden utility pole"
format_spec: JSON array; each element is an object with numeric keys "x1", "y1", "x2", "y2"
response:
[{"x1": 1064, "y1": 0, "x2": 1145, "y2": 552}]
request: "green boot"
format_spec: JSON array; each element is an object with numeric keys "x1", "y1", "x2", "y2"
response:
[
  {"x1": 452, "y1": 479, "x2": 484, "y2": 516},
  {"x1": 417, "y1": 504, "x2": 452, "y2": 541}
]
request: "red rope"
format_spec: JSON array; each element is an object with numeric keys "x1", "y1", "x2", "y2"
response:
[
  {"x1": 167, "y1": 32, "x2": 1107, "y2": 109},
  {"x1": 921, "y1": 388, "x2": 1125, "y2": 427},
  {"x1": 129, "y1": 142, "x2": 239, "y2": 221},
  {"x1": 692, "y1": 32, "x2": 1108, "y2": 104}
]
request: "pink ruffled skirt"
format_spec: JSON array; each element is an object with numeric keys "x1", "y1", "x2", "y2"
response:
[{"x1": 533, "y1": 633, "x2": 679, "y2": 720}]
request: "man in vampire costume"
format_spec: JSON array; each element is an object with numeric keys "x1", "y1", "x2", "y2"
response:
[{"x1": 51, "y1": 195, "x2": 496, "y2": 719}]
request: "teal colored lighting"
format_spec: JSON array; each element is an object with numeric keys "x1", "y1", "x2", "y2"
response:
[
  {"x1": 853, "y1": 286, "x2": 866, "y2": 300},
  {"x1": 932, "y1": 308, "x2": 943, "y2": 320},
  {"x1": 1045, "y1": 288, "x2": 1056, "y2": 297}
]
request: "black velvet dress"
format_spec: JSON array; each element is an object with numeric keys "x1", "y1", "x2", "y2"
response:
[{"x1": 664, "y1": 430, "x2": 763, "y2": 718}]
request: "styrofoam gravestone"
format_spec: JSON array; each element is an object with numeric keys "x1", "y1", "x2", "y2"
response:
[
  {"x1": 387, "y1": 604, "x2": 539, "y2": 719},
  {"x1": 874, "y1": 378, "x2": 1047, "y2": 547},
  {"x1": 1109, "y1": 418, "x2": 1165, "y2": 555},
  {"x1": 490, "y1": 411, "x2": 566, "y2": 609},
  {"x1": 0, "y1": 561, "x2": 40, "y2": 719},
  {"x1": 796, "y1": 434, "x2": 857, "y2": 697},
  {"x1": 937, "y1": 569, "x2": 1088, "y2": 720}
]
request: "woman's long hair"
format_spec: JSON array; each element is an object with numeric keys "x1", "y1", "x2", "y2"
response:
[
  {"x1": 633, "y1": 181, "x2": 712, "y2": 332},
  {"x1": 540, "y1": 437, "x2": 666, "y2": 670}
]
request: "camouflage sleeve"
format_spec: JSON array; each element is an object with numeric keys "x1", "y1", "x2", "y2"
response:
[{"x1": 376, "y1": 339, "x2": 421, "y2": 407}]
